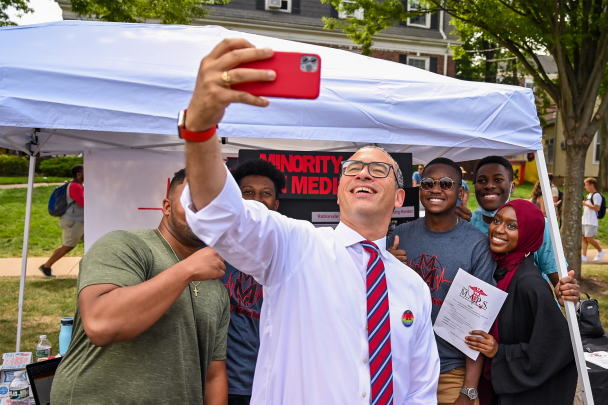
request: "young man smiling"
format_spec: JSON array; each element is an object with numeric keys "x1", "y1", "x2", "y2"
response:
[
  {"x1": 455, "y1": 156, "x2": 580, "y2": 305},
  {"x1": 388, "y1": 157, "x2": 495, "y2": 405}
]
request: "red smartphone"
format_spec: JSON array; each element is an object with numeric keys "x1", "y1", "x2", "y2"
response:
[{"x1": 231, "y1": 51, "x2": 321, "y2": 99}]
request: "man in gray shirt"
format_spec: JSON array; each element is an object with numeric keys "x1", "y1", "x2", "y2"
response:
[{"x1": 388, "y1": 158, "x2": 495, "y2": 405}]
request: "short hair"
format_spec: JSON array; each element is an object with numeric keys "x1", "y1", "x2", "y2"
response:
[
  {"x1": 356, "y1": 146, "x2": 404, "y2": 189},
  {"x1": 474, "y1": 156, "x2": 514, "y2": 183},
  {"x1": 422, "y1": 157, "x2": 462, "y2": 185},
  {"x1": 71, "y1": 164, "x2": 83, "y2": 178},
  {"x1": 585, "y1": 177, "x2": 598, "y2": 188},
  {"x1": 548, "y1": 173, "x2": 554, "y2": 182},
  {"x1": 168, "y1": 168, "x2": 186, "y2": 196},
  {"x1": 232, "y1": 159, "x2": 286, "y2": 196}
]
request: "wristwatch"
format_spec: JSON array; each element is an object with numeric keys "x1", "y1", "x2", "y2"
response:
[
  {"x1": 460, "y1": 388, "x2": 479, "y2": 400},
  {"x1": 177, "y1": 110, "x2": 217, "y2": 142}
]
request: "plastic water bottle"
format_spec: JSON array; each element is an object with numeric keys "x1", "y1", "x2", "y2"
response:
[
  {"x1": 59, "y1": 318, "x2": 74, "y2": 355},
  {"x1": 8, "y1": 371, "x2": 30, "y2": 402},
  {"x1": 35, "y1": 335, "x2": 52, "y2": 361}
]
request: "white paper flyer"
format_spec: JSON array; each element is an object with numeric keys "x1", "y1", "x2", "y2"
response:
[{"x1": 433, "y1": 269, "x2": 508, "y2": 360}]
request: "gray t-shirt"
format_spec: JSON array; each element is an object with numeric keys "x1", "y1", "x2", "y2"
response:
[
  {"x1": 51, "y1": 229, "x2": 230, "y2": 405},
  {"x1": 388, "y1": 218, "x2": 496, "y2": 374}
]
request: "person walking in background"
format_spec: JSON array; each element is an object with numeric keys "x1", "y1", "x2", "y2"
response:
[
  {"x1": 412, "y1": 163, "x2": 424, "y2": 186},
  {"x1": 548, "y1": 173, "x2": 563, "y2": 221},
  {"x1": 39, "y1": 164, "x2": 85, "y2": 278},
  {"x1": 582, "y1": 177, "x2": 605, "y2": 262},
  {"x1": 529, "y1": 181, "x2": 546, "y2": 216}
]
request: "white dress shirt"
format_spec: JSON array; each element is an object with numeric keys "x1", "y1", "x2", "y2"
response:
[{"x1": 182, "y1": 168, "x2": 439, "y2": 405}]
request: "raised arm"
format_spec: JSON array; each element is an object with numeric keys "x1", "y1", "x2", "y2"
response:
[{"x1": 184, "y1": 39, "x2": 275, "y2": 211}]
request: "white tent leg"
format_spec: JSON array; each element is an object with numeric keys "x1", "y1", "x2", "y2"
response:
[
  {"x1": 535, "y1": 150, "x2": 594, "y2": 405},
  {"x1": 16, "y1": 155, "x2": 36, "y2": 352}
]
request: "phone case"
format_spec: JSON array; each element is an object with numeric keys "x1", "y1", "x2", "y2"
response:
[{"x1": 231, "y1": 52, "x2": 321, "y2": 99}]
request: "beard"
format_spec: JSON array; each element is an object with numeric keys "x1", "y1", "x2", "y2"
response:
[{"x1": 169, "y1": 212, "x2": 204, "y2": 246}]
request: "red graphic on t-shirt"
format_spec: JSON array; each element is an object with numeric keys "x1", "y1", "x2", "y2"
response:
[
  {"x1": 224, "y1": 272, "x2": 263, "y2": 312},
  {"x1": 410, "y1": 253, "x2": 452, "y2": 293}
]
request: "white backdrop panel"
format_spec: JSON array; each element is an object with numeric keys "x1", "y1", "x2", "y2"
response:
[{"x1": 84, "y1": 148, "x2": 184, "y2": 251}]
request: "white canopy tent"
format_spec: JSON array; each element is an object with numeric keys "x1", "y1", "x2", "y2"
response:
[{"x1": 0, "y1": 21, "x2": 592, "y2": 404}]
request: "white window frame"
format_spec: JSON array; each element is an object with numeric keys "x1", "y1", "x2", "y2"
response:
[
  {"x1": 593, "y1": 131, "x2": 600, "y2": 164},
  {"x1": 544, "y1": 137, "x2": 555, "y2": 164},
  {"x1": 407, "y1": 56, "x2": 430, "y2": 71},
  {"x1": 407, "y1": 1, "x2": 430, "y2": 28},
  {"x1": 266, "y1": 0, "x2": 291, "y2": 13},
  {"x1": 338, "y1": 0, "x2": 364, "y2": 19}
]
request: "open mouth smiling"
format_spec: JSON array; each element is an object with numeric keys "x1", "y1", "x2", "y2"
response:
[
  {"x1": 491, "y1": 235, "x2": 508, "y2": 244},
  {"x1": 482, "y1": 193, "x2": 500, "y2": 200},
  {"x1": 352, "y1": 187, "x2": 376, "y2": 194}
]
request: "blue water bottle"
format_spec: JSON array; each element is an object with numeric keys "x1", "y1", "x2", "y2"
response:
[{"x1": 59, "y1": 317, "x2": 74, "y2": 355}]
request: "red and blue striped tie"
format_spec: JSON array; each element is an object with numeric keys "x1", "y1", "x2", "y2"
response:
[{"x1": 361, "y1": 241, "x2": 393, "y2": 405}]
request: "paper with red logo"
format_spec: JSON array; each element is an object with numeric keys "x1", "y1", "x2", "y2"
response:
[{"x1": 433, "y1": 269, "x2": 507, "y2": 360}]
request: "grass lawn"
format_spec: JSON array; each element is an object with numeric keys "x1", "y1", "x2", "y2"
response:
[
  {"x1": 0, "y1": 176, "x2": 70, "y2": 185},
  {"x1": 0, "y1": 277, "x2": 77, "y2": 357},
  {"x1": 0, "y1": 186, "x2": 84, "y2": 258}
]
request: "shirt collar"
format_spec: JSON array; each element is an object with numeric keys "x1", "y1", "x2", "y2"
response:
[{"x1": 335, "y1": 222, "x2": 389, "y2": 259}]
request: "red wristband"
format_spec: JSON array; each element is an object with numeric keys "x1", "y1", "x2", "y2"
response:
[{"x1": 177, "y1": 110, "x2": 217, "y2": 142}]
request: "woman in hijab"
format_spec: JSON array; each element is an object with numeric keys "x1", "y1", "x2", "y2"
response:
[{"x1": 464, "y1": 200, "x2": 576, "y2": 405}]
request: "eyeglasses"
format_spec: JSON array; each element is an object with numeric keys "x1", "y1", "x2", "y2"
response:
[
  {"x1": 420, "y1": 177, "x2": 456, "y2": 191},
  {"x1": 340, "y1": 160, "x2": 399, "y2": 184}
]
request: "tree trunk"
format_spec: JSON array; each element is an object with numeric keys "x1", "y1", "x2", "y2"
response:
[
  {"x1": 598, "y1": 116, "x2": 608, "y2": 193},
  {"x1": 560, "y1": 138, "x2": 588, "y2": 280}
]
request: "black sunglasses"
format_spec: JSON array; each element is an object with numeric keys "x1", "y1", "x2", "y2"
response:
[{"x1": 420, "y1": 177, "x2": 456, "y2": 191}]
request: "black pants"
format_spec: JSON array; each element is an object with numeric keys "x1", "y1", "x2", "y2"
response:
[{"x1": 228, "y1": 394, "x2": 251, "y2": 405}]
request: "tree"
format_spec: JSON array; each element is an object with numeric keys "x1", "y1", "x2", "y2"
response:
[
  {"x1": 325, "y1": 0, "x2": 608, "y2": 278},
  {"x1": 0, "y1": 0, "x2": 32, "y2": 26},
  {"x1": 68, "y1": 0, "x2": 226, "y2": 24}
]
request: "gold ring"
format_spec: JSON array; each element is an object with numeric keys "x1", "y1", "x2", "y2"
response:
[{"x1": 221, "y1": 71, "x2": 231, "y2": 85}]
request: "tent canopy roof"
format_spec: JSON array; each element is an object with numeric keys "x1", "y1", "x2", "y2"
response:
[{"x1": 0, "y1": 21, "x2": 542, "y2": 162}]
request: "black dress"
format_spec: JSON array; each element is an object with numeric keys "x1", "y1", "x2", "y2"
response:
[{"x1": 491, "y1": 256, "x2": 577, "y2": 405}]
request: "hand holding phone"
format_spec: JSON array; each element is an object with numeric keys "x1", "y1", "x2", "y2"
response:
[{"x1": 232, "y1": 52, "x2": 321, "y2": 99}]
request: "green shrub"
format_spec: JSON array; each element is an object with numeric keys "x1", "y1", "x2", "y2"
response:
[
  {"x1": 0, "y1": 155, "x2": 29, "y2": 176},
  {"x1": 39, "y1": 157, "x2": 84, "y2": 177}
]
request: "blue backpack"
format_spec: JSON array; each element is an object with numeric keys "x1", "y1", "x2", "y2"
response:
[{"x1": 48, "y1": 181, "x2": 74, "y2": 217}]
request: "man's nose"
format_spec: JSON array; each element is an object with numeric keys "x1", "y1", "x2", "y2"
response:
[{"x1": 355, "y1": 166, "x2": 373, "y2": 179}]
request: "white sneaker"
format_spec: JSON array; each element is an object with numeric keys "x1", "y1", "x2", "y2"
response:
[
  {"x1": 582, "y1": 255, "x2": 588, "y2": 262},
  {"x1": 594, "y1": 251, "x2": 606, "y2": 261}
]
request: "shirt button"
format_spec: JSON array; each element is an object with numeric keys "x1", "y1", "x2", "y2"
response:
[
  {"x1": 363, "y1": 358, "x2": 368, "y2": 364},
  {"x1": 362, "y1": 392, "x2": 367, "y2": 398}
]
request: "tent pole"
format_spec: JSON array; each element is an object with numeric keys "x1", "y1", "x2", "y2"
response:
[
  {"x1": 16, "y1": 155, "x2": 36, "y2": 352},
  {"x1": 535, "y1": 150, "x2": 594, "y2": 405}
]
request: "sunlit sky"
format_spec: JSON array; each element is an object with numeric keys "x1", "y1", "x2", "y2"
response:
[{"x1": 6, "y1": 0, "x2": 63, "y2": 25}]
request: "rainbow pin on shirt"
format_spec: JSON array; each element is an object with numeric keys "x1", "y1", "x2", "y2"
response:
[{"x1": 402, "y1": 310, "x2": 414, "y2": 327}]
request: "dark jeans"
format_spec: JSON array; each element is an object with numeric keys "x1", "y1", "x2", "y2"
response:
[{"x1": 228, "y1": 394, "x2": 251, "y2": 405}]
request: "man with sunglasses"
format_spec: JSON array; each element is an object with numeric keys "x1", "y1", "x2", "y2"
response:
[
  {"x1": 178, "y1": 39, "x2": 439, "y2": 405},
  {"x1": 387, "y1": 157, "x2": 495, "y2": 405}
]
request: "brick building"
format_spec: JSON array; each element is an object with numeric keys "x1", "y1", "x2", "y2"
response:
[{"x1": 57, "y1": 0, "x2": 458, "y2": 76}]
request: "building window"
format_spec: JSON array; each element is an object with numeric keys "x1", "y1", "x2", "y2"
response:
[
  {"x1": 545, "y1": 137, "x2": 555, "y2": 164},
  {"x1": 525, "y1": 79, "x2": 534, "y2": 89},
  {"x1": 266, "y1": 0, "x2": 291, "y2": 13},
  {"x1": 407, "y1": 56, "x2": 429, "y2": 70},
  {"x1": 338, "y1": 0, "x2": 364, "y2": 19},
  {"x1": 407, "y1": 1, "x2": 430, "y2": 28},
  {"x1": 593, "y1": 131, "x2": 600, "y2": 164}
]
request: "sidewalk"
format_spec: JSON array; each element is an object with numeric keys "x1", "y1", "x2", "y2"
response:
[
  {"x1": 0, "y1": 257, "x2": 81, "y2": 278},
  {"x1": 583, "y1": 249, "x2": 608, "y2": 264},
  {"x1": 0, "y1": 182, "x2": 63, "y2": 189}
]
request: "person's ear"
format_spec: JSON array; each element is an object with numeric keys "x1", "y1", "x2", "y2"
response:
[
  {"x1": 510, "y1": 181, "x2": 516, "y2": 194},
  {"x1": 274, "y1": 199, "x2": 280, "y2": 211},
  {"x1": 395, "y1": 189, "x2": 405, "y2": 208},
  {"x1": 161, "y1": 198, "x2": 171, "y2": 216},
  {"x1": 458, "y1": 185, "x2": 464, "y2": 201}
]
